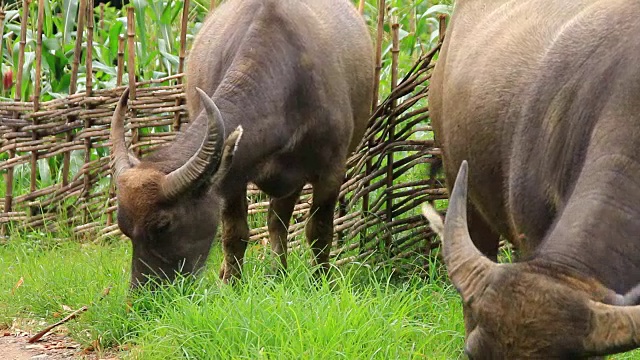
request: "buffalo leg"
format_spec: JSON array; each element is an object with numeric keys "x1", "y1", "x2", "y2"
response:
[
  {"x1": 468, "y1": 204, "x2": 500, "y2": 261},
  {"x1": 219, "y1": 190, "x2": 250, "y2": 283},
  {"x1": 268, "y1": 188, "x2": 303, "y2": 271},
  {"x1": 306, "y1": 176, "x2": 342, "y2": 274}
]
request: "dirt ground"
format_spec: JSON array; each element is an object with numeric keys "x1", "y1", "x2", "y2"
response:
[{"x1": 0, "y1": 321, "x2": 121, "y2": 360}]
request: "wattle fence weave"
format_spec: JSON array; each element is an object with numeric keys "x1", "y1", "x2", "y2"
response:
[{"x1": 0, "y1": 1, "x2": 448, "y2": 269}]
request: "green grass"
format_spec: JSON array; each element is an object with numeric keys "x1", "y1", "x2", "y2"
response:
[
  {"x1": 4, "y1": 235, "x2": 640, "y2": 359},
  {"x1": 1, "y1": 234, "x2": 466, "y2": 359}
]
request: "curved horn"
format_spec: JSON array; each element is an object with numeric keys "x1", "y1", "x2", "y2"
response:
[
  {"x1": 442, "y1": 160, "x2": 497, "y2": 302},
  {"x1": 584, "y1": 300, "x2": 640, "y2": 356},
  {"x1": 161, "y1": 87, "x2": 225, "y2": 199},
  {"x1": 110, "y1": 87, "x2": 140, "y2": 179}
]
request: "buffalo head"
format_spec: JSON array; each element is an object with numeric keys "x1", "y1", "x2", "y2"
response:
[
  {"x1": 110, "y1": 87, "x2": 243, "y2": 288},
  {"x1": 423, "y1": 161, "x2": 640, "y2": 359}
]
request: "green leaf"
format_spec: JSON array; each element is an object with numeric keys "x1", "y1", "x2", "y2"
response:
[
  {"x1": 107, "y1": 21, "x2": 124, "y2": 62},
  {"x1": 37, "y1": 158, "x2": 51, "y2": 187},
  {"x1": 132, "y1": 0, "x2": 149, "y2": 67},
  {"x1": 91, "y1": 60, "x2": 117, "y2": 76},
  {"x1": 53, "y1": 73, "x2": 71, "y2": 93},
  {"x1": 62, "y1": 0, "x2": 79, "y2": 45}
]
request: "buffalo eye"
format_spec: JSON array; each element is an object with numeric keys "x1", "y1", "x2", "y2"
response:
[{"x1": 152, "y1": 212, "x2": 173, "y2": 234}]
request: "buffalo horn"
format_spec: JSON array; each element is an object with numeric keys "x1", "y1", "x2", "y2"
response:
[
  {"x1": 584, "y1": 300, "x2": 640, "y2": 355},
  {"x1": 110, "y1": 87, "x2": 140, "y2": 179},
  {"x1": 161, "y1": 87, "x2": 225, "y2": 199},
  {"x1": 442, "y1": 160, "x2": 497, "y2": 302}
]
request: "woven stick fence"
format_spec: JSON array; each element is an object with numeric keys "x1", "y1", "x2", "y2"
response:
[{"x1": 0, "y1": 0, "x2": 448, "y2": 267}]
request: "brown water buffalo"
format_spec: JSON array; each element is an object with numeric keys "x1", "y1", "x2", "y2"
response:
[
  {"x1": 109, "y1": 0, "x2": 374, "y2": 288},
  {"x1": 425, "y1": 0, "x2": 640, "y2": 358}
]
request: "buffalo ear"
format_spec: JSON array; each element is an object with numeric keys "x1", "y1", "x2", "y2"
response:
[
  {"x1": 211, "y1": 125, "x2": 244, "y2": 186},
  {"x1": 619, "y1": 284, "x2": 640, "y2": 306},
  {"x1": 602, "y1": 284, "x2": 640, "y2": 306}
]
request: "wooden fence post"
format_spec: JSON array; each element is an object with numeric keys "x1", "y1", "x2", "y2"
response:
[
  {"x1": 28, "y1": 0, "x2": 45, "y2": 217},
  {"x1": 360, "y1": 0, "x2": 385, "y2": 250},
  {"x1": 127, "y1": 6, "x2": 139, "y2": 155},
  {"x1": 81, "y1": 0, "x2": 95, "y2": 225},
  {"x1": 5, "y1": 0, "x2": 30, "y2": 221},
  {"x1": 385, "y1": 16, "x2": 400, "y2": 250},
  {"x1": 173, "y1": 0, "x2": 190, "y2": 132},
  {"x1": 62, "y1": 0, "x2": 87, "y2": 188}
]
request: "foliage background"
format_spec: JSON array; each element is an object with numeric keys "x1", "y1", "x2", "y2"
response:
[{"x1": 0, "y1": 0, "x2": 452, "y2": 199}]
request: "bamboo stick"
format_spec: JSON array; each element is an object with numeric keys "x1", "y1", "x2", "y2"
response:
[
  {"x1": 109, "y1": 34, "x2": 126, "y2": 226},
  {"x1": 361, "y1": 0, "x2": 386, "y2": 249},
  {"x1": 63, "y1": 0, "x2": 87, "y2": 187},
  {"x1": 127, "y1": 6, "x2": 139, "y2": 155},
  {"x1": 70, "y1": 0, "x2": 87, "y2": 95},
  {"x1": 117, "y1": 35, "x2": 125, "y2": 86},
  {"x1": 5, "y1": 0, "x2": 29, "y2": 218},
  {"x1": 127, "y1": 7, "x2": 136, "y2": 97},
  {"x1": 371, "y1": 0, "x2": 385, "y2": 112},
  {"x1": 438, "y1": 14, "x2": 447, "y2": 42},
  {"x1": 99, "y1": 3, "x2": 105, "y2": 37},
  {"x1": 15, "y1": 0, "x2": 28, "y2": 102},
  {"x1": 82, "y1": 0, "x2": 95, "y2": 223},
  {"x1": 86, "y1": 1, "x2": 94, "y2": 96},
  {"x1": 384, "y1": 18, "x2": 400, "y2": 250},
  {"x1": 0, "y1": 7, "x2": 9, "y2": 235},
  {"x1": 29, "y1": 0, "x2": 45, "y2": 206},
  {"x1": 173, "y1": 0, "x2": 189, "y2": 132}
]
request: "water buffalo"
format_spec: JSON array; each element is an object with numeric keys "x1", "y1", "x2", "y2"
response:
[
  {"x1": 109, "y1": 0, "x2": 374, "y2": 287},
  {"x1": 425, "y1": 0, "x2": 640, "y2": 358}
]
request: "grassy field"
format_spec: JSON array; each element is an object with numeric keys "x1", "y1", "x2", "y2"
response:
[
  {"x1": 4, "y1": 236, "x2": 640, "y2": 359},
  {"x1": 1, "y1": 234, "x2": 466, "y2": 359}
]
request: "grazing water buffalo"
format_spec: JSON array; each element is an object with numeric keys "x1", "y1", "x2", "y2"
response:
[
  {"x1": 110, "y1": 0, "x2": 374, "y2": 287},
  {"x1": 425, "y1": 0, "x2": 640, "y2": 358}
]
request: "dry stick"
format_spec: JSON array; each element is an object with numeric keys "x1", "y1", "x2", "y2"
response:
[
  {"x1": 29, "y1": 0, "x2": 45, "y2": 217},
  {"x1": 127, "y1": 7, "x2": 139, "y2": 156},
  {"x1": 371, "y1": 0, "x2": 385, "y2": 112},
  {"x1": 358, "y1": 0, "x2": 364, "y2": 15},
  {"x1": 117, "y1": 35, "x2": 125, "y2": 86},
  {"x1": 385, "y1": 18, "x2": 399, "y2": 251},
  {"x1": 426, "y1": 14, "x2": 448, "y2": 212},
  {"x1": 173, "y1": 0, "x2": 190, "y2": 132},
  {"x1": 409, "y1": 0, "x2": 416, "y2": 61},
  {"x1": 28, "y1": 286, "x2": 112, "y2": 344},
  {"x1": 438, "y1": 13, "x2": 447, "y2": 43},
  {"x1": 99, "y1": 3, "x2": 105, "y2": 39},
  {"x1": 210, "y1": 0, "x2": 215, "y2": 11},
  {"x1": 63, "y1": 0, "x2": 87, "y2": 188},
  {"x1": 0, "y1": 8, "x2": 9, "y2": 235},
  {"x1": 82, "y1": 0, "x2": 95, "y2": 225}
]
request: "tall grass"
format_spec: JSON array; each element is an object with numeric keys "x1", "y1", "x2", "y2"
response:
[{"x1": 1, "y1": 232, "x2": 466, "y2": 359}]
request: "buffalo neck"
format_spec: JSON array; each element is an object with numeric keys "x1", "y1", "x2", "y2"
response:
[
  {"x1": 153, "y1": 10, "x2": 307, "y2": 179},
  {"x1": 535, "y1": 131, "x2": 640, "y2": 294},
  {"x1": 506, "y1": 9, "x2": 640, "y2": 294}
]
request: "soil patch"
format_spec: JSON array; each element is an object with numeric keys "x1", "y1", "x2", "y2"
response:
[{"x1": 0, "y1": 321, "x2": 121, "y2": 360}]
